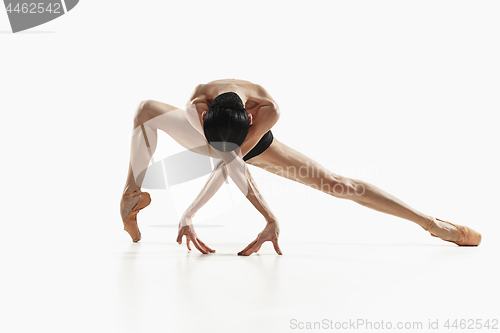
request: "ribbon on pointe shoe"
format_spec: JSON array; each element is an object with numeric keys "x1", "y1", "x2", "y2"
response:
[
  {"x1": 122, "y1": 191, "x2": 151, "y2": 242},
  {"x1": 123, "y1": 191, "x2": 143, "y2": 198},
  {"x1": 424, "y1": 217, "x2": 438, "y2": 237}
]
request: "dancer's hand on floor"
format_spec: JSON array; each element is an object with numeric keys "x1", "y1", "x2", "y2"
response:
[
  {"x1": 238, "y1": 221, "x2": 282, "y2": 256},
  {"x1": 177, "y1": 223, "x2": 215, "y2": 254}
]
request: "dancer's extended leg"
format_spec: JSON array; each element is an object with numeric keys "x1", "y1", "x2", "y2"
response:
[{"x1": 246, "y1": 138, "x2": 467, "y2": 243}]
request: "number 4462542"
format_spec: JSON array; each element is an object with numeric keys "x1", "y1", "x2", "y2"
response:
[
  {"x1": 5, "y1": 2, "x2": 62, "y2": 14},
  {"x1": 444, "y1": 319, "x2": 498, "y2": 330}
]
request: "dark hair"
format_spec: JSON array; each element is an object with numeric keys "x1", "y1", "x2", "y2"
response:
[{"x1": 203, "y1": 92, "x2": 250, "y2": 152}]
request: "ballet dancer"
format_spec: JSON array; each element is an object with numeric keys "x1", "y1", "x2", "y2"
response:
[{"x1": 120, "y1": 79, "x2": 481, "y2": 255}]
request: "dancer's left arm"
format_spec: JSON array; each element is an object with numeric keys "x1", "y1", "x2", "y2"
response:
[
  {"x1": 224, "y1": 101, "x2": 282, "y2": 256},
  {"x1": 236, "y1": 165, "x2": 282, "y2": 256},
  {"x1": 213, "y1": 150, "x2": 282, "y2": 256}
]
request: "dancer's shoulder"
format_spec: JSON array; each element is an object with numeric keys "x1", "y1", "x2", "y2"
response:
[{"x1": 187, "y1": 84, "x2": 208, "y2": 105}]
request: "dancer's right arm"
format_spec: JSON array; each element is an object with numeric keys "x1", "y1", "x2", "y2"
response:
[
  {"x1": 179, "y1": 159, "x2": 228, "y2": 223},
  {"x1": 176, "y1": 159, "x2": 228, "y2": 254}
]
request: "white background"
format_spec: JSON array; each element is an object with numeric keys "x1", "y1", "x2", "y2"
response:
[{"x1": 1, "y1": 1, "x2": 499, "y2": 333}]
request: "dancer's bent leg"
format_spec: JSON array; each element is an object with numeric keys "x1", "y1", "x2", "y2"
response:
[{"x1": 120, "y1": 100, "x2": 212, "y2": 240}]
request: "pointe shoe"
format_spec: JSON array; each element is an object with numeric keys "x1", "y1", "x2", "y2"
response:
[
  {"x1": 424, "y1": 217, "x2": 482, "y2": 246},
  {"x1": 122, "y1": 191, "x2": 151, "y2": 242}
]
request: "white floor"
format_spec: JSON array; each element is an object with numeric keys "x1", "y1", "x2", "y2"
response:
[{"x1": 2, "y1": 183, "x2": 498, "y2": 333}]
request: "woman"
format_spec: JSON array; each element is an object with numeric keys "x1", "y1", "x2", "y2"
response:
[{"x1": 120, "y1": 79, "x2": 481, "y2": 255}]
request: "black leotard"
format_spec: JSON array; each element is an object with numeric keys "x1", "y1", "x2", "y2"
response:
[{"x1": 243, "y1": 130, "x2": 274, "y2": 162}]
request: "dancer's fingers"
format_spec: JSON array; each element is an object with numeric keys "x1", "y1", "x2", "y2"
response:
[
  {"x1": 239, "y1": 237, "x2": 265, "y2": 256},
  {"x1": 242, "y1": 242, "x2": 263, "y2": 256},
  {"x1": 195, "y1": 238, "x2": 208, "y2": 252},
  {"x1": 186, "y1": 237, "x2": 192, "y2": 251},
  {"x1": 251, "y1": 242, "x2": 264, "y2": 254},
  {"x1": 176, "y1": 232, "x2": 183, "y2": 244},
  {"x1": 190, "y1": 237, "x2": 209, "y2": 254},
  {"x1": 198, "y1": 239, "x2": 215, "y2": 253},
  {"x1": 272, "y1": 238, "x2": 283, "y2": 255},
  {"x1": 238, "y1": 239, "x2": 257, "y2": 255}
]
